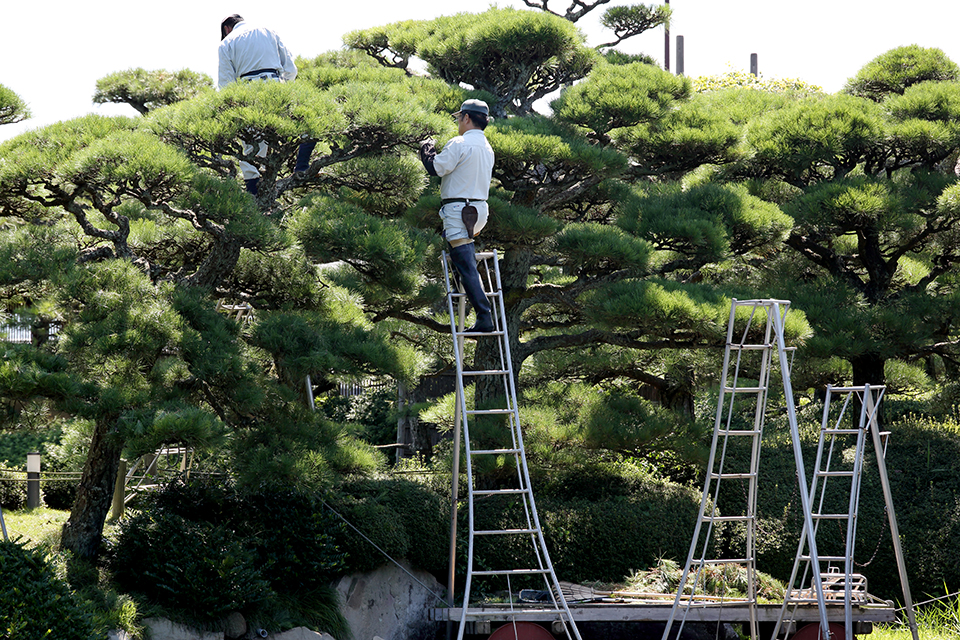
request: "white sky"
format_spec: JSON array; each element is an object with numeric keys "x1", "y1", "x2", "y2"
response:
[{"x1": 3, "y1": 0, "x2": 960, "y2": 142}]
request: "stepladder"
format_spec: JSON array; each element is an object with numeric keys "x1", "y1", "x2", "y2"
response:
[
  {"x1": 661, "y1": 299, "x2": 831, "y2": 640},
  {"x1": 774, "y1": 384, "x2": 918, "y2": 640},
  {"x1": 441, "y1": 249, "x2": 582, "y2": 640}
]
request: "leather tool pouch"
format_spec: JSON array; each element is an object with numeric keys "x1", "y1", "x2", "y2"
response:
[{"x1": 461, "y1": 204, "x2": 479, "y2": 239}]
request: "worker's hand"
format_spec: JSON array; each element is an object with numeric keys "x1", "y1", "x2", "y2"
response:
[
  {"x1": 419, "y1": 139, "x2": 438, "y2": 176},
  {"x1": 419, "y1": 138, "x2": 437, "y2": 160}
]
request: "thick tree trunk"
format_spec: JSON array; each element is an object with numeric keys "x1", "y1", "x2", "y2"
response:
[
  {"x1": 474, "y1": 247, "x2": 532, "y2": 408},
  {"x1": 851, "y1": 352, "x2": 885, "y2": 389},
  {"x1": 397, "y1": 382, "x2": 432, "y2": 461},
  {"x1": 849, "y1": 351, "x2": 886, "y2": 427},
  {"x1": 183, "y1": 236, "x2": 242, "y2": 289},
  {"x1": 60, "y1": 418, "x2": 124, "y2": 558}
]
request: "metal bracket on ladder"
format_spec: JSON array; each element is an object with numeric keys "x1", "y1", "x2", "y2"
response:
[
  {"x1": 774, "y1": 384, "x2": 919, "y2": 640},
  {"x1": 661, "y1": 299, "x2": 831, "y2": 640},
  {"x1": 441, "y1": 249, "x2": 582, "y2": 640}
]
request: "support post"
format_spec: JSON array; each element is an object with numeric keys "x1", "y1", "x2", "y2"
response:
[
  {"x1": 663, "y1": 0, "x2": 670, "y2": 71},
  {"x1": 750, "y1": 53, "x2": 758, "y2": 76},
  {"x1": 26, "y1": 451, "x2": 40, "y2": 509},
  {"x1": 447, "y1": 293, "x2": 466, "y2": 640},
  {"x1": 110, "y1": 458, "x2": 128, "y2": 521},
  {"x1": 676, "y1": 35, "x2": 684, "y2": 75}
]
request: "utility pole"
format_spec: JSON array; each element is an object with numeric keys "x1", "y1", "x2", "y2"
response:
[{"x1": 663, "y1": 0, "x2": 671, "y2": 71}]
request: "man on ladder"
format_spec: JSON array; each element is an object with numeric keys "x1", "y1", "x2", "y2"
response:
[{"x1": 419, "y1": 99, "x2": 495, "y2": 333}]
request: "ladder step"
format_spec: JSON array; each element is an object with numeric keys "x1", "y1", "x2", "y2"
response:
[
  {"x1": 799, "y1": 555, "x2": 849, "y2": 562},
  {"x1": 811, "y1": 513, "x2": 852, "y2": 520},
  {"x1": 704, "y1": 515, "x2": 755, "y2": 523},
  {"x1": 466, "y1": 408, "x2": 515, "y2": 415},
  {"x1": 816, "y1": 470, "x2": 855, "y2": 477},
  {"x1": 698, "y1": 558, "x2": 753, "y2": 565},
  {"x1": 471, "y1": 448, "x2": 522, "y2": 455},
  {"x1": 456, "y1": 329, "x2": 506, "y2": 337},
  {"x1": 472, "y1": 569, "x2": 551, "y2": 577},
  {"x1": 474, "y1": 488, "x2": 531, "y2": 496},
  {"x1": 709, "y1": 472, "x2": 757, "y2": 480},
  {"x1": 719, "y1": 429, "x2": 762, "y2": 436},
  {"x1": 727, "y1": 343, "x2": 773, "y2": 351},
  {"x1": 462, "y1": 369, "x2": 511, "y2": 376},
  {"x1": 823, "y1": 429, "x2": 861, "y2": 435},
  {"x1": 475, "y1": 528, "x2": 538, "y2": 536},
  {"x1": 722, "y1": 386, "x2": 767, "y2": 393}
]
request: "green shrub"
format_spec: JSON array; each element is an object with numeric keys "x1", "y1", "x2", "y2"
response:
[
  {"x1": 330, "y1": 477, "x2": 449, "y2": 575},
  {"x1": 110, "y1": 478, "x2": 349, "y2": 632},
  {"x1": 111, "y1": 510, "x2": 271, "y2": 623},
  {"x1": 0, "y1": 540, "x2": 95, "y2": 640},
  {"x1": 0, "y1": 464, "x2": 26, "y2": 509}
]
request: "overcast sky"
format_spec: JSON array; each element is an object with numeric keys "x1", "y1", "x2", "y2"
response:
[{"x1": 3, "y1": 0, "x2": 959, "y2": 142}]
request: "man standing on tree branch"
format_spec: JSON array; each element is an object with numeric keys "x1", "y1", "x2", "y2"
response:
[
  {"x1": 218, "y1": 13, "x2": 314, "y2": 196},
  {"x1": 419, "y1": 99, "x2": 496, "y2": 334}
]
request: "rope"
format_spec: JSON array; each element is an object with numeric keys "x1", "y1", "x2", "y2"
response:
[
  {"x1": 322, "y1": 500, "x2": 451, "y2": 607},
  {"x1": 897, "y1": 590, "x2": 960, "y2": 612}
]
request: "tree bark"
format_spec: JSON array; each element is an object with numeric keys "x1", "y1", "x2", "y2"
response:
[
  {"x1": 849, "y1": 351, "x2": 886, "y2": 427},
  {"x1": 474, "y1": 247, "x2": 533, "y2": 407},
  {"x1": 60, "y1": 417, "x2": 124, "y2": 558}
]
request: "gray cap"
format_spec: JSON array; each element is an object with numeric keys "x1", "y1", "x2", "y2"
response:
[{"x1": 454, "y1": 99, "x2": 489, "y2": 117}]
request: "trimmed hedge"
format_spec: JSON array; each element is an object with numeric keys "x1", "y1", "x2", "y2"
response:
[
  {"x1": 0, "y1": 540, "x2": 95, "y2": 640},
  {"x1": 110, "y1": 479, "x2": 348, "y2": 632}
]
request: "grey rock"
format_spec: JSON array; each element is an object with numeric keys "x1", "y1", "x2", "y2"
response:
[
  {"x1": 223, "y1": 612, "x2": 246, "y2": 639},
  {"x1": 336, "y1": 561, "x2": 443, "y2": 640},
  {"x1": 142, "y1": 617, "x2": 223, "y2": 640}
]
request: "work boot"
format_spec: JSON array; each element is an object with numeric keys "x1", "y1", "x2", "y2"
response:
[
  {"x1": 449, "y1": 243, "x2": 494, "y2": 334},
  {"x1": 294, "y1": 140, "x2": 317, "y2": 175},
  {"x1": 244, "y1": 178, "x2": 259, "y2": 195}
]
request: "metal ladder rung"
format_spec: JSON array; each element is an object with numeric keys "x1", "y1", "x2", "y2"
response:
[
  {"x1": 718, "y1": 429, "x2": 762, "y2": 436},
  {"x1": 473, "y1": 488, "x2": 530, "y2": 496},
  {"x1": 462, "y1": 369, "x2": 510, "y2": 376},
  {"x1": 471, "y1": 448, "x2": 522, "y2": 455},
  {"x1": 704, "y1": 515, "x2": 755, "y2": 523},
  {"x1": 456, "y1": 329, "x2": 506, "y2": 337},
  {"x1": 472, "y1": 569, "x2": 552, "y2": 577},
  {"x1": 728, "y1": 343, "x2": 773, "y2": 351},
  {"x1": 465, "y1": 408, "x2": 515, "y2": 415},
  {"x1": 475, "y1": 528, "x2": 539, "y2": 536},
  {"x1": 799, "y1": 555, "x2": 849, "y2": 562},
  {"x1": 697, "y1": 558, "x2": 753, "y2": 565},
  {"x1": 823, "y1": 428, "x2": 862, "y2": 435},
  {"x1": 722, "y1": 386, "x2": 767, "y2": 393},
  {"x1": 811, "y1": 513, "x2": 852, "y2": 520},
  {"x1": 816, "y1": 470, "x2": 855, "y2": 477},
  {"x1": 709, "y1": 472, "x2": 757, "y2": 480}
]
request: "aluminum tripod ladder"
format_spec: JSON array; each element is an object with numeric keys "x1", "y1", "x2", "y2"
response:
[
  {"x1": 773, "y1": 384, "x2": 918, "y2": 640},
  {"x1": 661, "y1": 299, "x2": 831, "y2": 640},
  {"x1": 441, "y1": 249, "x2": 581, "y2": 640}
]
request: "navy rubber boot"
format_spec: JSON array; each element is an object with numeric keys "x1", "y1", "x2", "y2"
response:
[
  {"x1": 244, "y1": 178, "x2": 259, "y2": 195},
  {"x1": 449, "y1": 243, "x2": 494, "y2": 333},
  {"x1": 295, "y1": 140, "x2": 317, "y2": 174}
]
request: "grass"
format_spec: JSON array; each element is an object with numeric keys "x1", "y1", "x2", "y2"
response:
[
  {"x1": 1, "y1": 505, "x2": 71, "y2": 546},
  {"x1": 871, "y1": 593, "x2": 960, "y2": 640},
  {"x1": 1, "y1": 507, "x2": 142, "y2": 639}
]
